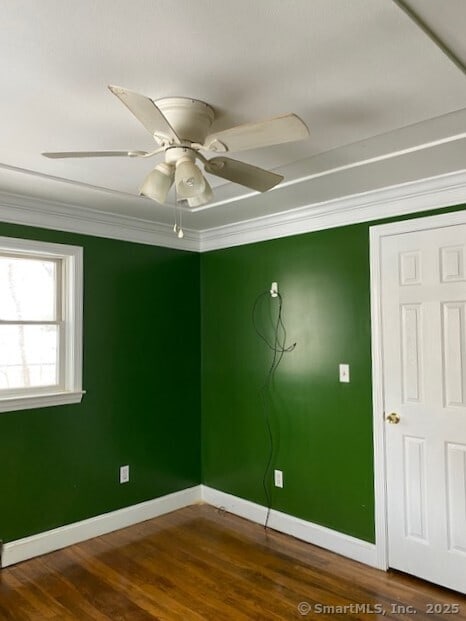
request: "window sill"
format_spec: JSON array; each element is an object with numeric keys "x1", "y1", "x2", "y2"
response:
[{"x1": 0, "y1": 390, "x2": 85, "y2": 413}]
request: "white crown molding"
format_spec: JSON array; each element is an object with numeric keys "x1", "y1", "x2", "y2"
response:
[
  {"x1": 1, "y1": 171, "x2": 465, "y2": 254},
  {"x1": 201, "y1": 486, "x2": 380, "y2": 568},
  {"x1": 200, "y1": 170, "x2": 466, "y2": 251},
  {"x1": 1, "y1": 485, "x2": 202, "y2": 568},
  {"x1": 0, "y1": 189, "x2": 201, "y2": 252}
]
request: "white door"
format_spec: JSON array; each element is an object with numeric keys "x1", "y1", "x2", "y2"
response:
[{"x1": 381, "y1": 220, "x2": 466, "y2": 594}]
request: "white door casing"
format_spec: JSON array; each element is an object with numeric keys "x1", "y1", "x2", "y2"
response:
[{"x1": 370, "y1": 210, "x2": 466, "y2": 594}]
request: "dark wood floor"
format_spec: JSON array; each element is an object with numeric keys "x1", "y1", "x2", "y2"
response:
[{"x1": 0, "y1": 504, "x2": 464, "y2": 620}]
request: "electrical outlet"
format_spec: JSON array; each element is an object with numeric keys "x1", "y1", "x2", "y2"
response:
[
  {"x1": 339, "y1": 363, "x2": 350, "y2": 383},
  {"x1": 270, "y1": 281, "x2": 278, "y2": 297},
  {"x1": 274, "y1": 469, "x2": 283, "y2": 488},
  {"x1": 119, "y1": 465, "x2": 129, "y2": 484}
]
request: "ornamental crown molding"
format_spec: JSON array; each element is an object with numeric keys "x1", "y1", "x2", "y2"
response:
[
  {"x1": 199, "y1": 169, "x2": 466, "y2": 251},
  {"x1": 0, "y1": 170, "x2": 465, "y2": 253},
  {"x1": 0, "y1": 189, "x2": 200, "y2": 251}
]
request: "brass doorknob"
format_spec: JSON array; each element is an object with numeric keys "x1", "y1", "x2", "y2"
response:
[{"x1": 386, "y1": 412, "x2": 400, "y2": 424}]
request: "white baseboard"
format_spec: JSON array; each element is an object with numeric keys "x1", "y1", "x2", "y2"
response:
[
  {"x1": 201, "y1": 485, "x2": 381, "y2": 569},
  {"x1": 1, "y1": 484, "x2": 380, "y2": 571},
  {"x1": 1, "y1": 485, "x2": 202, "y2": 568}
]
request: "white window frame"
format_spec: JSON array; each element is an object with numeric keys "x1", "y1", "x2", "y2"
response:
[{"x1": 0, "y1": 236, "x2": 84, "y2": 413}]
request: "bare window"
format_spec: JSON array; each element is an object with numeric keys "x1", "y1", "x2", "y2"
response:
[{"x1": 0, "y1": 237, "x2": 83, "y2": 412}]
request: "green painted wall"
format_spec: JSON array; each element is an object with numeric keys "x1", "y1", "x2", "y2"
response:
[
  {"x1": 201, "y1": 206, "x2": 466, "y2": 543},
  {"x1": 2, "y1": 203, "x2": 465, "y2": 547},
  {"x1": 0, "y1": 223, "x2": 201, "y2": 543}
]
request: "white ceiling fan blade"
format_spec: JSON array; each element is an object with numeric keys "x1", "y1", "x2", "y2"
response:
[
  {"x1": 108, "y1": 85, "x2": 180, "y2": 143},
  {"x1": 203, "y1": 113, "x2": 309, "y2": 153},
  {"x1": 204, "y1": 157, "x2": 283, "y2": 192},
  {"x1": 42, "y1": 150, "x2": 148, "y2": 159}
]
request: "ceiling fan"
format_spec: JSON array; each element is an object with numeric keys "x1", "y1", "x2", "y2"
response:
[{"x1": 43, "y1": 85, "x2": 310, "y2": 209}]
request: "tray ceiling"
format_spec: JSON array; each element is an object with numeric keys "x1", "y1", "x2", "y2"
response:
[{"x1": 0, "y1": 0, "x2": 465, "y2": 233}]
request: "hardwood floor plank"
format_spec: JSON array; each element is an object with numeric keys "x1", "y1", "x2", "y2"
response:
[
  {"x1": 141, "y1": 520, "x2": 316, "y2": 619},
  {"x1": 64, "y1": 546, "x2": 205, "y2": 621},
  {"x1": 1, "y1": 564, "x2": 66, "y2": 621},
  {"x1": 81, "y1": 536, "x2": 256, "y2": 621},
  {"x1": 169, "y1": 519, "x2": 395, "y2": 621},
  {"x1": 1, "y1": 504, "x2": 464, "y2": 620}
]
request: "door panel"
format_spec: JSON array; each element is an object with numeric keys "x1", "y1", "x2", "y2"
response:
[
  {"x1": 446, "y1": 442, "x2": 466, "y2": 554},
  {"x1": 403, "y1": 435, "x2": 428, "y2": 541},
  {"x1": 442, "y1": 302, "x2": 466, "y2": 407},
  {"x1": 401, "y1": 304, "x2": 423, "y2": 403}
]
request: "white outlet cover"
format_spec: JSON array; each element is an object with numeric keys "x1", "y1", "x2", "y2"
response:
[{"x1": 119, "y1": 465, "x2": 129, "y2": 483}]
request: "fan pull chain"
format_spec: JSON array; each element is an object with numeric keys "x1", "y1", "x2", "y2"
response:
[
  {"x1": 178, "y1": 208, "x2": 184, "y2": 239},
  {"x1": 173, "y1": 192, "x2": 184, "y2": 239}
]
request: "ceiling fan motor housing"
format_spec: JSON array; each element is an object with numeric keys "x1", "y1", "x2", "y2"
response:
[{"x1": 154, "y1": 97, "x2": 215, "y2": 144}]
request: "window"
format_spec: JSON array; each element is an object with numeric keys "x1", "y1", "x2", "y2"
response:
[{"x1": 0, "y1": 237, "x2": 83, "y2": 412}]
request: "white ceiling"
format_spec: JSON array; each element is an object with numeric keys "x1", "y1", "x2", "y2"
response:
[{"x1": 1, "y1": 0, "x2": 465, "y2": 234}]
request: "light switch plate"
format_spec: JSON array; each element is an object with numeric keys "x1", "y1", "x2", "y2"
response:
[
  {"x1": 339, "y1": 363, "x2": 350, "y2": 383},
  {"x1": 274, "y1": 469, "x2": 283, "y2": 488}
]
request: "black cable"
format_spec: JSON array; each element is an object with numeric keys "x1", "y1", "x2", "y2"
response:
[
  {"x1": 252, "y1": 290, "x2": 296, "y2": 532},
  {"x1": 252, "y1": 292, "x2": 296, "y2": 353}
]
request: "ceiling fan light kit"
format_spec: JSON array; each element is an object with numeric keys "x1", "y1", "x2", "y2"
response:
[
  {"x1": 139, "y1": 162, "x2": 174, "y2": 204},
  {"x1": 42, "y1": 86, "x2": 310, "y2": 233},
  {"x1": 174, "y1": 153, "x2": 206, "y2": 198},
  {"x1": 187, "y1": 177, "x2": 213, "y2": 208}
]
